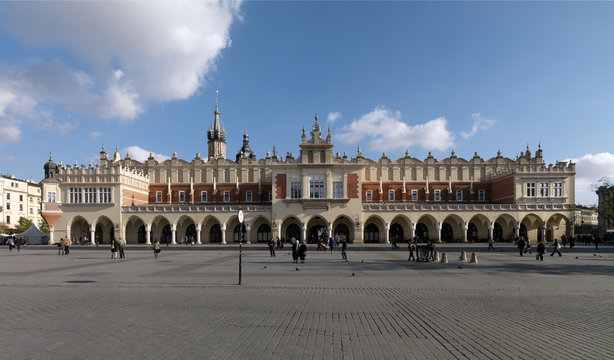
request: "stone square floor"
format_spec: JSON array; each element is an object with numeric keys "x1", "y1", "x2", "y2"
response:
[{"x1": 0, "y1": 243, "x2": 612, "y2": 359}]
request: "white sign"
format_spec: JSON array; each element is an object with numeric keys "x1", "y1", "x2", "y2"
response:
[{"x1": 238, "y1": 210, "x2": 244, "y2": 224}]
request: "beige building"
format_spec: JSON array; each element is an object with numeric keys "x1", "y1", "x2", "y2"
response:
[
  {"x1": 27, "y1": 182, "x2": 43, "y2": 228},
  {"x1": 41, "y1": 106, "x2": 576, "y2": 246},
  {"x1": 1, "y1": 174, "x2": 41, "y2": 229}
]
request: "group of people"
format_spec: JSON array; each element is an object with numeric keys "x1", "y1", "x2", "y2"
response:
[
  {"x1": 280, "y1": 236, "x2": 348, "y2": 263},
  {"x1": 5, "y1": 236, "x2": 23, "y2": 252},
  {"x1": 407, "y1": 237, "x2": 435, "y2": 261},
  {"x1": 56, "y1": 238, "x2": 71, "y2": 255},
  {"x1": 109, "y1": 237, "x2": 127, "y2": 259}
]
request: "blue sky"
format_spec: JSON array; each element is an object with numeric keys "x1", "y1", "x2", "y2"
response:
[{"x1": 0, "y1": 1, "x2": 613, "y2": 205}]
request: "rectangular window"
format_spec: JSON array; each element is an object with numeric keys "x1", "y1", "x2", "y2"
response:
[
  {"x1": 411, "y1": 189, "x2": 418, "y2": 201},
  {"x1": 100, "y1": 188, "x2": 112, "y2": 203},
  {"x1": 526, "y1": 183, "x2": 536, "y2": 197},
  {"x1": 246, "y1": 191, "x2": 252, "y2": 202},
  {"x1": 19, "y1": 195, "x2": 23, "y2": 201},
  {"x1": 553, "y1": 183, "x2": 563, "y2": 197},
  {"x1": 29, "y1": 198, "x2": 32, "y2": 203},
  {"x1": 178, "y1": 191, "x2": 185, "y2": 202},
  {"x1": 456, "y1": 190, "x2": 463, "y2": 201},
  {"x1": 333, "y1": 181, "x2": 343, "y2": 199},
  {"x1": 388, "y1": 189, "x2": 395, "y2": 201},
  {"x1": 478, "y1": 189, "x2": 485, "y2": 201},
  {"x1": 309, "y1": 181, "x2": 324, "y2": 199},
  {"x1": 434, "y1": 189, "x2": 441, "y2": 201},
  {"x1": 6, "y1": 203, "x2": 10, "y2": 210},
  {"x1": 269, "y1": 191, "x2": 272, "y2": 201},
  {"x1": 19, "y1": 204, "x2": 23, "y2": 211},
  {"x1": 30, "y1": 208, "x2": 33, "y2": 215},
  {"x1": 201, "y1": 191, "x2": 207, "y2": 202},
  {"x1": 47, "y1": 192, "x2": 56, "y2": 203},
  {"x1": 223, "y1": 191, "x2": 230, "y2": 202},
  {"x1": 539, "y1": 182, "x2": 549, "y2": 197},
  {"x1": 6, "y1": 216, "x2": 9, "y2": 224},
  {"x1": 366, "y1": 190, "x2": 372, "y2": 201},
  {"x1": 6, "y1": 193, "x2": 9, "y2": 200},
  {"x1": 69, "y1": 187, "x2": 82, "y2": 203},
  {"x1": 290, "y1": 182, "x2": 302, "y2": 199},
  {"x1": 156, "y1": 191, "x2": 162, "y2": 203},
  {"x1": 84, "y1": 187, "x2": 96, "y2": 203}
]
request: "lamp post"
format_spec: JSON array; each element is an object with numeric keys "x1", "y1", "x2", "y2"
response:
[{"x1": 238, "y1": 209, "x2": 244, "y2": 285}]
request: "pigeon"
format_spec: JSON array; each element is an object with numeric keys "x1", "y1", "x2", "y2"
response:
[
  {"x1": 361, "y1": 260, "x2": 364, "y2": 263},
  {"x1": 295, "y1": 268, "x2": 300, "y2": 271},
  {"x1": 599, "y1": 255, "x2": 602, "y2": 257},
  {"x1": 458, "y1": 265, "x2": 463, "y2": 269},
  {"x1": 263, "y1": 266, "x2": 267, "y2": 269},
  {"x1": 352, "y1": 273, "x2": 355, "y2": 276},
  {"x1": 575, "y1": 256, "x2": 578, "y2": 259},
  {"x1": 594, "y1": 254, "x2": 597, "y2": 256}
]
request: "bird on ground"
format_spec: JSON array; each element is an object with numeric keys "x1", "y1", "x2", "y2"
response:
[
  {"x1": 295, "y1": 268, "x2": 300, "y2": 271},
  {"x1": 352, "y1": 273, "x2": 355, "y2": 276},
  {"x1": 263, "y1": 266, "x2": 267, "y2": 269}
]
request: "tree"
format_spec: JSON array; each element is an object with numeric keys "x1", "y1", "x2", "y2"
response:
[
  {"x1": 15, "y1": 217, "x2": 33, "y2": 234},
  {"x1": 39, "y1": 218, "x2": 49, "y2": 233},
  {"x1": 595, "y1": 177, "x2": 614, "y2": 231},
  {"x1": 0, "y1": 222, "x2": 9, "y2": 234}
]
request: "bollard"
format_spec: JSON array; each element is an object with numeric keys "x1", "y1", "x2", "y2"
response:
[
  {"x1": 434, "y1": 251, "x2": 440, "y2": 262},
  {"x1": 441, "y1": 252, "x2": 448, "y2": 264},
  {"x1": 470, "y1": 252, "x2": 478, "y2": 264},
  {"x1": 460, "y1": 251, "x2": 467, "y2": 262}
]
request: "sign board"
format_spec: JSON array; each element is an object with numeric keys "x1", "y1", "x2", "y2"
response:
[{"x1": 238, "y1": 210, "x2": 244, "y2": 224}]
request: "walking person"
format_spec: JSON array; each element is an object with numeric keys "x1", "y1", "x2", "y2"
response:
[
  {"x1": 298, "y1": 241, "x2": 307, "y2": 263},
  {"x1": 427, "y1": 240, "x2": 435, "y2": 261},
  {"x1": 550, "y1": 238, "x2": 563, "y2": 257},
  {"x1": 111, "y1": 238, "x2": 119, "y2": 259},
  {"x1": 594, "y1": 236, "x2": 600, "y2": 251},
  {"x1": 118, "y1": 238, "x2": 126, "y2": 258},
  {"x1": 291, "y1": 237, "x2": 299, "y2": 264},
  {"x1": 57, "y1": 238, "x2": 64, "y2": 255},
  {"x1": 153, "y1": 240, "x2": 161, "y2": 259},
  {"x1": 7, "y1": 236, "x2": 14, "y2": 251},
  {"x1": 408, "y1": 242, "x2": 416, "y2": 261},
  {"x1": 341, "y1": 238, "x2": 348, "y2": 261},
  {"x1": 488, "y1": 237, "x2": 495, "y2": 251},
  {"x1": 517, "y1": 237, "x2": 526, "y2": 256},
  {"x1": 276, "y1": 236, "x2": 281, "y2": 250},
  {"x1": 391, "y1": 237, "x2": 399, "y2": 250},
  {"x1": 329, "y1": 237, "x2": 336, "y2": 253},
  {"x1": 536, "y1": 241, "x2": 546, "y2": 261},
  {"x1": 525, "y1": 240, "x2": 532, "y2": 255},
  {"x1": 64, "y1": 237, "x2": 70, "y2": 255},
  {"x1": 268, "y1": 238, "x2": 276, "y2": 257}
]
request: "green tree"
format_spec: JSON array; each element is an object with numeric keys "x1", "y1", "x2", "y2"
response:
[
  {"x1": 15, "y1": 217, "x2": 33, "y2": 234},
  {"x1": 39, "y1": 218, "x2": 49, "y2": 233},
  {"x1": 595, "y1": 177, "x2": 614, "y2": 230},
  {"x1": 0, "y1": 222, "x2": 9, "y2": 234}
]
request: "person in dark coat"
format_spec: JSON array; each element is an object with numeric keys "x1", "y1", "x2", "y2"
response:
[
  {"x1": 341, "y1": 238, "x2": 348, "y2": 261},
  {"x1": 291, "y1": 237, "x2": 299, "y2": 263},
  {"x1": 536, "y1": 241, "x2": 546, "y2": 261},
  {"x1": 298, "y1": 241, "x2": 307, "y2": 263},
  {"x1": 517, "y1": 237, "x2": 526, "y2": 256},
  {"x1": 408, "y1": 242, "x2": 416, "y2": 261},
  {"x1": 268, "y1": 238, "x2": 276, "y2": 257},
  {"x1": 550, "y1": 238, "x2": 562, "y2": 257}
]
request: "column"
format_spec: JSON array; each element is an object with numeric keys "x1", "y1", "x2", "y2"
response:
[
  {"x1": 302, "y1": 171, "x2": 309, "y2": 199},
  {"x1": 385, "y1": 222, "x2": 390, "y2": 244},
  {"x1": 488, "y1": 221, "x2": 494, "y2": 241},
  {"x1": 515, "y1": 222, "x2": 520, "y2": 238},
  {"x1": 541, "y1": 225, "x2": 546, "y2": 243},
  {"x1": 328, "y1": 222, "x2": 333, "y2": 239},
  {"x1": 171, "y1": 224, "x2": 177, "y2": 244},
  {"x1": 221, "y1": 223, "x2": 227, "y2": 244},
  {"x1": 196, "y1": 224, "x2": 202, "y2": 244},
  {"x1": 463, "y1": 222, "x2": 468, "y2": 243},
  {"x1": 90, "y1": 227, "x2": 96, "y2": 245},
  {"x1": 302, "y1": 222, "x2": 307, "y2": 243},
  {"x1": 325, "y1": 170, "x2": 332, "y2": 199},
  {"x1": 437, "y1": 222, "x2": 442, "y2": 243},
  {"x1": 145, "y1": 224, "x2": 151, "y2": 245},
  {"x1": 410, "y1": 222, "x2": 416, "y2": 239},
  {"x1": 245, "y1": 223, "x2": 251, "y2": 244},
  {"x1": 49, "y1": 226, "x2": 55, "y2": 244}
]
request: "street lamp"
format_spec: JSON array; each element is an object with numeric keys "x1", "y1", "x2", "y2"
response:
[{"x1": 238, "y1": 209, "x2": 244, "y2": 285}]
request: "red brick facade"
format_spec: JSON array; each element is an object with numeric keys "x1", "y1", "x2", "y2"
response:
[
  {"x1": 490, "y1": 175, "x2": 515, "y2": 204},
  {"x1": 346, "y1": 173, "x2": 358, "y2": 199},
  {"x1": 275, "y1": 174, "x2": 286, "y2": 200}
]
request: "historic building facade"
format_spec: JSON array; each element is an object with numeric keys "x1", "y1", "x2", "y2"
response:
[
  {"x1": 1, "y1": 174, "x2": 42, "y2": 230},
  {"x1": 40, "y1": 104, "x2": 576, "y2": 245}
]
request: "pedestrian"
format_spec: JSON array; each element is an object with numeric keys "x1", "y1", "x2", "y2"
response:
[
  {"x1": 427, "y1": 240, "x2": 435, "y2": 261},
  {"x1": 153, "y1": 240, "x2": 161, "y2": 259},
  {"x1": 291, "y1": 237, "x2": 299, "y2": 264},
  {"x1": 276, "y1": 236, "x2": 281, "y2": 249},
  {"x1": 7, "y1": 236, "x2": 14, "y2": 251},
  {"x1": 569, "y1": 236, "x2": 575, "y2": 249},
  {"x1": 594, "y1": 236, "x2": 600, "y2": 251},
  {"x1": 525, "y1": 240, "x2": 532, "y2": 254},
  {"x1": 517, "y1": 237, "x2": 526, "y2": 256},
  {"x1": 488, "y1": 237, "x2": 495, "y2": 250},
  {"x1": 64, "y1": 237, "x2": 70, "y2": 255},
  {"x1": 341, "y1": 238, "x2": 348, "y2": 261},
  {"x1": 316, "y1": 237, "x2": 322, "y2": 251},
  {"x1": 391, "y1": 237, "x2": 399, "y2": 250},
  {"x1": 298, "y1": 240, "x2": 307, "y2": 263},
  {"x1": 408, "y1": 242, "x2": 416, "y2": 261},
  {"x1": 536, "y1": 241, "x2": 546, "y2": 261},
  {"x1": 60, "y1": 238, "x2": 66, "y2": 256},
  {"x1": 111, "y1": 238, "x2": 119, "y2": 259},
  {"x1": 550, "y1": 238, "x2": 563, "y2": 257},
  {"x1": 118, "y1": 237, "x2": 126, "y2": 258},
  {"x1": 268, "y1": 238, "x2": 276, "y2": 257},
  {"x1": 95, "y1": 235, "x2": 99, "y2": 247},
  {"x1": 329, "y1": 237, "x2": 336, "y2": 253},
  {"x1": 561, "y1": 234, "x2": 567, "y2": 249},
  {"x1": 16, "y1": 237, "x2": 22, "y2": 252}
]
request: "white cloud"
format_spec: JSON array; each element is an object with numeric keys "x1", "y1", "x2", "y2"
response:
[
  {"x1": 0, "y1": 1, "x2": 242, "y2": 139},
  {"x1": 122, "y1": 145, "x2": 169, "y2": 163},
  {"x1": 566, "y1": 152, "x2": 614, "y2": 205},
  {"x1": 460, "y1": 113, "x2": 495, "y2": 139},
  {"x1": 91, "y1": 131, "x2": 102, "y2": 140},
  {"x1": 336, "y1": 106, "x2": 454, "y2": 152},
  {"x1": 327, "y1": 111, "x2": 341, "y2": 123}
]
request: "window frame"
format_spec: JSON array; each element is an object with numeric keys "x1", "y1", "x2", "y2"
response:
[
  {"x1": 156, "y1": 191, "x2": 162, "y2": 203},
  {"x1": 201, "y1": 191, "x2": 207, "y2": 203},
  {"x1": 223, "y1": 191, "x2": 230, "y2": 202},
  {"x1": 388, "y1": 189, "x2": 395, "y2": 201},
  {"x1": 178, "y1": 191, "x2": 186, "y2": 203},
  {"x1": 434, "y1": 189, "x2": 441, "y2": 201},
  {"x1": 365, "y1": 190, "x2": 372, "y2": 201},
  {"x1": 526, "y1": 182, "x2": 536, "y2": 197}
]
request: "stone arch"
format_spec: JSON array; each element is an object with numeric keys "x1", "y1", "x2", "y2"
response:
[
  {"x1": 442, "y1": 214, "x2": 464, "y2": 243},
  {"x1": 251, "y1": 216, "x2": 272, "y2": 243},
  {"x1": 546, "y1": 213, "x2": 570, "y2": 242},
  {"x1": 175, "y1": 215, "x2": 196, "y2": 244},
  {"x1": 390, "y1": 214, "x2": 411, "y2": 244},
  {"x1": 307, "y1": 215, "x2": 329, "y2": 244},
  {"x1": 281, "y1": 216, "x2": 302, "y2": 243},
  {"x1": 123, "y1": 215, "x2": 146, "y2": 244},
  {"x1": 416, "y1": 214, "x2": 438, "y2": 242},
  {"x1": 150, "y1": 215, "x2": 171, "y2": 244},
  {"x1": 198, "y1": 215, "x2": 222, "y2": 243},
  {"x1": 333, "y1": 215, "x2": 355, "y2": 244},
  {"x1": 67, "y1": 215, "x2": 90, "y2": 244},
  {"x1": 364, "y1": 215, "x2": 386, "y2": 243},
  {"x1": 494, "y1": 214, "x2": 517, "y2": 242},
  {"x1": 521, "y1": 213, "x2": 545, "y2": 244},
  {"x1": 468, "y1": 214, "x2": 490, "y2": 242}
]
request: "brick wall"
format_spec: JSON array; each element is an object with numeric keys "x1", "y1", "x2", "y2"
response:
[{"x1": 275, "y1": 174, "x2": 286, "y2": 199}]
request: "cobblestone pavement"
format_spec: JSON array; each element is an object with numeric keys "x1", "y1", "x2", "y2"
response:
[{"x1": 0, "y1": 244, "x2": 612, "y2": 359}]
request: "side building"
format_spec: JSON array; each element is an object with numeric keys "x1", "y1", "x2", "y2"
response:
[
  {"x1": 1, "y1": 174, "x2": 42, "y2": 230},
  {"x1": 40, "y1": 105, "x2": 576, "y2": 245}
]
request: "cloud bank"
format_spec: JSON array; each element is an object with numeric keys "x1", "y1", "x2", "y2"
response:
[
  {"x1": 122, "y1": 146, "x2": 169, "y2": 163},
  {"x1": 460, "y1": 113, "x2": 495, "y2": 139},
  {"x1": 0, "y1": 1, "x2": 242, "y2": 143},
  {"x1": 566, "y1": 152, "x2": 614, "y2": 205},
  {"x1": 336, "y1": 106, "x2": 454, "y2": 152}
]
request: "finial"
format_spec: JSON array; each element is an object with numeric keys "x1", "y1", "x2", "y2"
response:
[
  {"x1": 451, "y1": 149, "x2": 456, "y2": 157},
  {"x1": 538, "y1": 141, "x2": 541, "y2": 149},
  {"x1": 302, "y1": 126, "x2": 305, "y2": 135},
  {"x1": 405, "y1": 149, "x2": 409, "y2": 157},
  {"x1": 497, "y1": 149, "x2": 502, "y2": 157},
  {"x1": 272, "y1": 145, "x2": 277, "y2": 157},
  {"x1": 527, "y1": 144, "x2": 530, "y2": 150},
  {"x1": 314, "y1": 113, "x2": 318, "y2": 122},
  {"x1": 49, "y1": 152, "x2": 52, "y2": 161},
  {"x1": 101, "y1": 145, "x2": 105, "y2": 151},
  {"x1": 328, "y1": 126, "x2": 331, "y2": 135}
]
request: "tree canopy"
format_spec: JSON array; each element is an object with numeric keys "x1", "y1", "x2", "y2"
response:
[
  {"x1": 596, "y1": 177, "x2": 614, "y2": 230},
  {"x1": 15, "y1": 217, "x2": 33, "y2": 234}
]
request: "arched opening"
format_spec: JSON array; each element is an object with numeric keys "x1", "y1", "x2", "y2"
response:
[
  {"x1": 467, "y1": 222, "x2": 478, "y2": 242},
  {"x1": 416, "y1": 223, "x2": 429, "y2": 241},
  {"x1": 416, "y1": 215, "x2": 437, "y2": 242},
  {"x1": 334, "y1": 223, "x2": 349, "y2": 242},
  {"x1": 210, "y1": 224, "x2": 222, "y2": 243},
  {"x1": 186, "y1": 224, "x2": 196, "y2": 243},
  {"x1": 233, "y1": 224, "x2": 247, "y2": 242},
  {"x1": 493, "y1": 222, "x2": 503, "y2": 242},
  {"x1": 281, "y1": 217, "x2": 302, "y2": 243},
  {"x1": 494, "y1": 214, "x2": 517, "y2": 242},
  {"x1": 137, "y1": 225, "x2": 146, "y2": 244},
  {"x1": 520, "y1": 223, "x2": 528, "y2": 239},
  {"x1": 441, "y1": 223, "x2": 453, "y2": 242},
  {"x1": 521, "y1": 214, "x2": 544, "y2": 244},
  {"x1": 468, "y1": 214, "x2": 490, "y2": 242},
  {"x1": 257, "y1": 224, "x2": 271, "y2": 243},
  {"x1": 286, "y1": 223, "x2": 301, "y2": 242},
  {"x1": 364, "y1": 223, "x2": 379, "y2": 243},
  {"x1": 333, "y1": 216, "x2": 354, "y2": 243},
  {"x1": 546, "y1": 214, "x2": 570, "y2": 242},
  {"x1": 162, "y1": 224, "x2": 172, "y2": 244},
  {"x1": 123, "y1": 216, "x2": 145, "y2": 244},
  {"x1": 389, "y1": 223, "x2": 404, "y2": 244},
  {"x1": 69, "y1": 216, "x2": 89, "y2": 244},
  {"x1": 307, "y1": 216, "x2": 328, "y2": 244},
  {"x1": 150, "y1": 216, "x2": 171, "y2": 244},
  {"x1": 175, "y1": 216, "x2": 196, "y2": 244}
]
